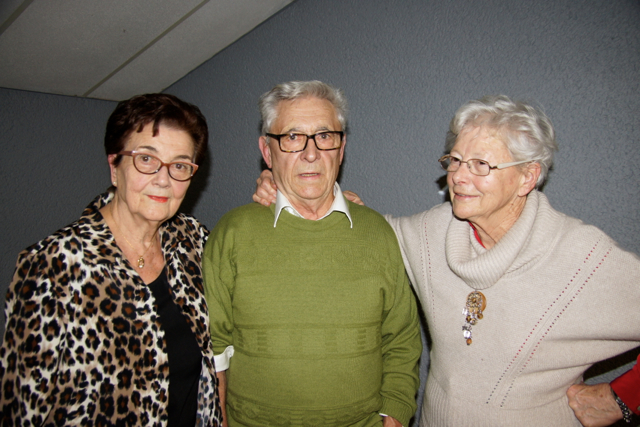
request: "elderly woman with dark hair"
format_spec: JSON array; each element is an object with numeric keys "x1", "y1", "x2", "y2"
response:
[
  {"x1": 254, "y1": 95, "x2": 640, "y2": 426},
  {"x1": 0, "y1": 94, "x2": 222, "y2": 426}
]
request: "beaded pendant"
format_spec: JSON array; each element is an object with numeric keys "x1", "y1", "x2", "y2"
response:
[{"x1": 462, "y1": 291, "x2": 486, "y2": 345}]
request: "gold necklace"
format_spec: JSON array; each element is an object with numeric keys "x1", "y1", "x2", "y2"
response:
[
  {"x1": 462, "y1": 291, "x2": 486, "y2": 345},
  {"x1": 110, "y1": 206, "x2": 157, "y2": 268}
]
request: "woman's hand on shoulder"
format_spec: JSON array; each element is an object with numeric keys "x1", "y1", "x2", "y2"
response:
[
  {"x1": 253, "y1": 169, "x2": 277, "y2": 206},
  {"x1": 343, "y1": 190, "x2": 365, "y2": 206}
]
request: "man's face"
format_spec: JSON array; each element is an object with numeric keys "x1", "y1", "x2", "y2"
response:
[{"x1": 259, "y1": 96, "x2": 345, "y2": 216}]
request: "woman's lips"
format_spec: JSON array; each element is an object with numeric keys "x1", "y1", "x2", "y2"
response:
[
  {"x1": 148, "y1": 195, "x2": 169, "y2": 203},
  {"x1": 454, "y1": 192, "x2": 477, "y2": 200}
]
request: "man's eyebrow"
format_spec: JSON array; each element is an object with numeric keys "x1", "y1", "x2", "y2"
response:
[{"x1": 282, "y1": 126, "x2": 333, "y2": 134}]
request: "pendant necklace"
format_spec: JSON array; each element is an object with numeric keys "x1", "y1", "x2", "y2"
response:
[
  {"x1": 110, "y1": 206, "x2": 157, "y2": 268},
  {"x1": 462, "y1": 291, "x2": 486, "y2": 345}
]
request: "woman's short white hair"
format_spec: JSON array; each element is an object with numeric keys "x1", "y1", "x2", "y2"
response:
[
  {"x1": 445, "y1": 95, "x2": 558, "y2": 187},
  {"x1": 259, "y1": 80, "x2": 348, "y2": 134}
]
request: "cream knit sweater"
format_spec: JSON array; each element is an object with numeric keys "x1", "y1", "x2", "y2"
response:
[{"x1": 387, "y1": 190, "x2": 640, "y2": 426}]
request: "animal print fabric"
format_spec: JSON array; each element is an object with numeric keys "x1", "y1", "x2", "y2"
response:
[{"x1": 0, "y1": 192, "x2": 222, "y2": 426}]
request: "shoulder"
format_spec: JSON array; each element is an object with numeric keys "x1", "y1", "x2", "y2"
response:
[
  {"x1": 225, "y1": 202, "x2": 271, "y2": 217},
  {"x1": 535, "y1": 192, "x2": 624, "y2": 252},
  {"x1": 163, "y1": 212, "x2": 209, "y2": 255},
  {"x1": 214, "y1": 203, "x2": 273, "y2": 230},
  {"x1": 7, "y1": 218, "x2": 87, "y2": 311},
  {"x1": 17, "y1": 218, "x2": 86, "y2": 266},
  {"x1": 349, "y1": 202, "x2": 389, "y2": 223},
  {"x1": 205, "y1": 203, "x2": 273, "y2": 253},
  {"x1": 384, "y1": 202, "x2": 453, "y2": 236},
  {"x1": 554, "y1": 214, "x2": 637, "y2": 262},
  {"x1": 168, "y1": 212, "x2": 209, "y2": 237},
  {"x1": 348, "y1": 203, "x2": 400, "y2": 237}
]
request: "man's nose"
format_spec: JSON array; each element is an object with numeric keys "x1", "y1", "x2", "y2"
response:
[{"x1": 301, "y1": 136, "x2": 320, "y2": 161}]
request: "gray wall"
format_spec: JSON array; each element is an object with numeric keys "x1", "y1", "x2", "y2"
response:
[
  {"x1": 165, "y1": 0, "x2": 640, "y2": 412},
  {"x1": 166, "y1": 0, "x2": 640, "y2": 257},
  {"x1": 0, "y1": 88, "x2": 116, "y2": 307},
  {"x1": 1, "y1": 0, "x2": 639, "y2": 421}
]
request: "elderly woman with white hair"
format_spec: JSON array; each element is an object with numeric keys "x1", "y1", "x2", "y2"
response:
[{"x1": 255, "y1": 95, "x2": 640, "y2": 426}]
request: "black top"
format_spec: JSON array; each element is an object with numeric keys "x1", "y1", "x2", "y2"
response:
[{"x1": 149, "y1": 270, "x2": 202, "y2": 427}]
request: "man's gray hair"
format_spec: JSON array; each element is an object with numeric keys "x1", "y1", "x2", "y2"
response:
[
  {"x1": 445, "y1": 95, "x2": 558, "y2": 188},
  {"x1": 259, "y1": 80, "x2": 348, "y2": 134}
]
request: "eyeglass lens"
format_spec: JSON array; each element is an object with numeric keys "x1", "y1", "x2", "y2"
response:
[
  {"x1": 440, "y1": 156, "x2": 491, "y2": 176},
  {"x1": 133, "y1": 153, "x2": 194, "y2": 181},
  {"x1": 279, "y1": 132, "x2": 342, "y2": 152}
]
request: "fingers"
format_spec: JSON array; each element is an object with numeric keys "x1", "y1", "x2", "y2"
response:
[
  {"x1": 252, "y1": 193, "x2": 272, "y2": 207},
  {"x1": 567, "y1": 384, "x2": 581, "y2": 401},
  {"x1": 253, "y1": 169, "x2": 277, "y2": 206},
  {"x1": 343, "y1": 190, "x2": 365, "y2": 206},
  {"x1": 566, "y1": 383, "x2": 623, "y2": 427}
]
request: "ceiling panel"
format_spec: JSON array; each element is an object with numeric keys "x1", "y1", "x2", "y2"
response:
[{"x1": 0, "y1": 0, "x2": 294, "y2": 100}]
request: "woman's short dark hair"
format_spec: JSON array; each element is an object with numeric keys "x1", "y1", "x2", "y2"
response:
[{"x1": 105, "y1": 93, "x2": 208, "y2": 165}]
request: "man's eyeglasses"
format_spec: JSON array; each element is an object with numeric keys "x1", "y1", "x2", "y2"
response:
[
  {"x1": 438, "y1": 155, "x2": 532, "y2": 176},
  {"x1": 118, "y1": 151, "x2": 198, "y2": 181},
  {"x1": 266, "y1": 131, "x2": 344, "y2": 153}
]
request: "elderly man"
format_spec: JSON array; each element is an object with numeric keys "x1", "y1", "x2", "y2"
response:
[{"x1": 203, "y1": 80, "x2": 421, "y2": 427}]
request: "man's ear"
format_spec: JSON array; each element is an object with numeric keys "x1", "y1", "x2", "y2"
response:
[
  {"x1": 519, "y1": 161, "x2": 541, "y2": 196},
  {"x1": 259, "y1": 136, "x2": 272, "y2": 168},
  {"x1": 338, "y1": 136, "x2": 346, "y2": 165}
]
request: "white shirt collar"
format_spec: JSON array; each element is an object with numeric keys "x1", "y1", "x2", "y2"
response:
[{"x1": 273, "y1": 182, "x2": 353, "y2": 228}]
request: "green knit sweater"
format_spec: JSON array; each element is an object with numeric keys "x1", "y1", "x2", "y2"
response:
[{"x1": 203, "y1": 202, "x2": 421, "y2": 427}]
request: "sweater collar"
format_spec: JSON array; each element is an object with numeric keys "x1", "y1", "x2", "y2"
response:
[{"x1": 445, "y1": 190, "x2": 553, "y2": 290}]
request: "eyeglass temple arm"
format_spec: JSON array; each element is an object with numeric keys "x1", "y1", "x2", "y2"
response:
[{"x1": 493, "y1": 159, "x2": 533, "y2": 170}]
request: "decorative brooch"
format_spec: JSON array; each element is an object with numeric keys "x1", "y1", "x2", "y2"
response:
[{"x1": 462, "y1": 291, "x2": 486, "y2": 345}]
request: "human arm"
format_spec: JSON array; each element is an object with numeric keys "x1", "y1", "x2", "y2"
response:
[
  {"x1": 202, "y1": 221, "x2": 237, "y2": 426},
  {"x1": 611, "y1": 354, "x2": 640, "y2": 419},
  {"x1": 382, "y1": 415, "x2": 404, "y2": 426},
  {"x1": 567, "y1": 383, "x2": 625, "y2": 426},
  {"x1": 566, "y1": 354, "x2": 640, "y2": 426},
  {"x1": 0, "y1": 247, "x2": 67, "y2": 424},
  {"x1": 252, "y1": 169, "x2": 277, "y2": 206},
  {"x1": 567, "y1": 353, "x2": 640, "y2": 427},
  {"x1": 216, "y1": 371, "x2": 228, "y2": 427},
  {"x1": 378, "y1": 251, "x2": 422, "y2": 426}
]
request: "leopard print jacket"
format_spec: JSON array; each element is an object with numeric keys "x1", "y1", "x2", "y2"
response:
[{"x1": 0, "y1": 192, "x2": 222, "y2": 426}]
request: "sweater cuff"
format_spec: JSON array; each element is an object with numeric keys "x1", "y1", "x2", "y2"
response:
[
  {"x1": 611, "y1": 375, "x2": 640, "y2": 415},
  {"x1": 380, "y1": 397, "x2": 414, "y2": 427},
  {"x1": 213, "y1": 345, "x2": 234, "y2": 371},
  {"x1": 611, "y1": 368, "x2": 640, "y2": 415}
]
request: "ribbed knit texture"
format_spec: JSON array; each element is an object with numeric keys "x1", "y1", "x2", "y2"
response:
[
  {"x1": 387, "y1": 191, "x2": 640, "y2": 426},
  {"x1": 204, "y1": 202, "x2": 421, "y2": 427}
]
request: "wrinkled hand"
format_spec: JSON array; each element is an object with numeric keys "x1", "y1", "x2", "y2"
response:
[
  {"x1": 343, "y1": 190, "x2": 365, "y2": 206},
  {"x1": 253, "y1": 169, "x2": 277, "y2": 206},
  {"x1": 567, "y1": 383, "x2": 623, "y2": 427},
  {"x1": 382, "y1": 415, "x2": 402, "y2": 427}
]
